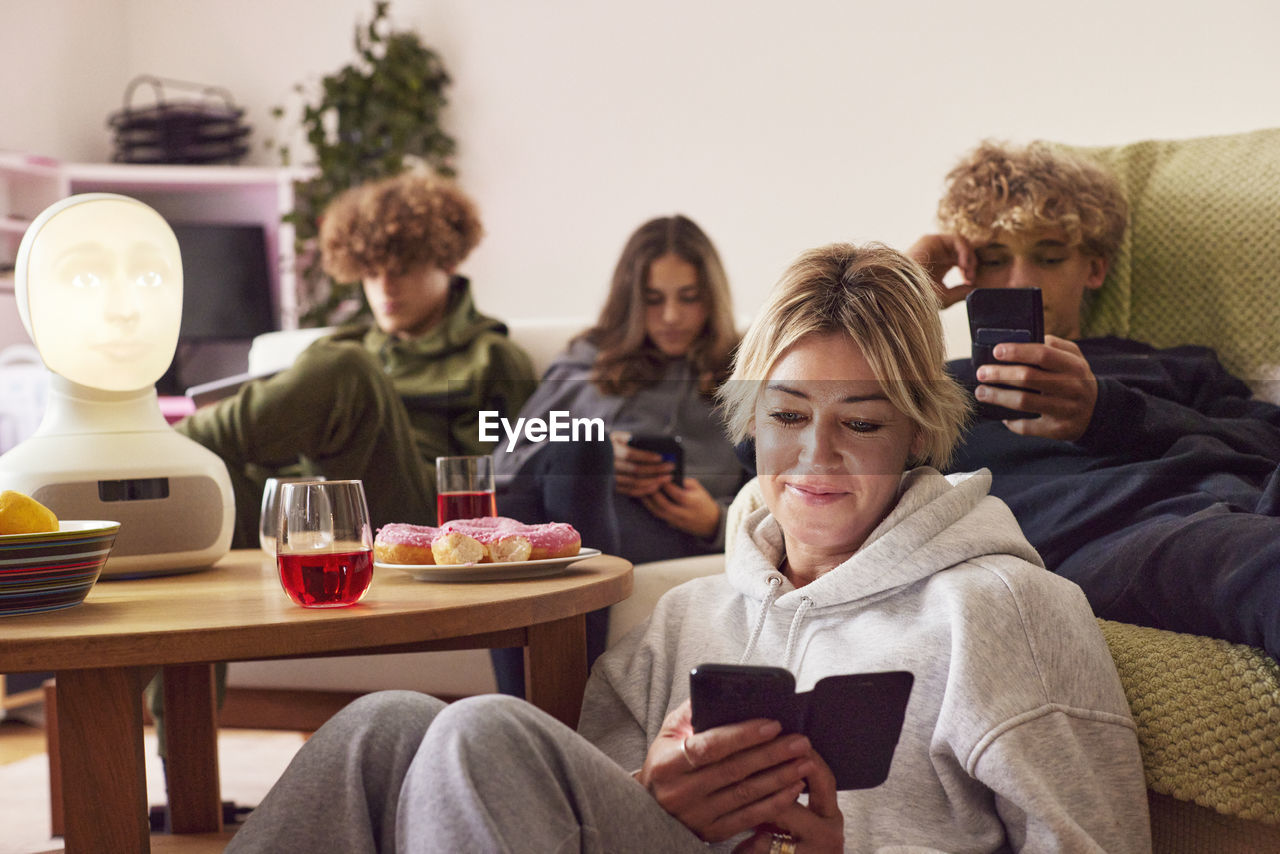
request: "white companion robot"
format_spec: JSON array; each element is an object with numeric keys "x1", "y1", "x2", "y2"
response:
[{"x1": 0, "y1": 193, "x2": 235, "y2": 577}]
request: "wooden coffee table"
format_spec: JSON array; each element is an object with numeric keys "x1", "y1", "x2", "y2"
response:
[{"x1": 0, "y1": 549, "x2": 632, "y2": 854}]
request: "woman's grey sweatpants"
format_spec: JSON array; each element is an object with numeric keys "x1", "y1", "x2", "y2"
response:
[{"x1": 224, "y1": 690, "x2": 710, "y2": 853}]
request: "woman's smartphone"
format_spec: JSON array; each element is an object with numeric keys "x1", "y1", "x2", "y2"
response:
[
  {"x1": 689, "y1": 663, "x2": 914, "y2": 790},
  {"x1": 965, "y1": 287, "x2": 1044, "y2": 420},
  {"x1": 626, "y1": 434, "x2": 683, "y2": 486},
  {"x1": 689, "y1": 663, "x2": 800, "y2": 732}
]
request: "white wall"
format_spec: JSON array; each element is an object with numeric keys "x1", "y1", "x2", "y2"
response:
[
  {"x1": 0, "y1": 1, "x2": 128, "y2": 161},
  {"x1": 3, "y1": 0, "x2": 1278, "y2": 331}
]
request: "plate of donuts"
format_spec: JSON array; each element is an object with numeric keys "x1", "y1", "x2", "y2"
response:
[
  {"x1": 373, "y1": 517, "x2": 597, "y2": 582},
  {"x1": 377, "y1": 548, "x2": 602, "y2": 582}
]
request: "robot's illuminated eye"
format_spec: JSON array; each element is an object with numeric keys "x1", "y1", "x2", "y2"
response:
[
  {"x1": 55, "y1": 243, "x2": 113, "y2": 291},
  {"x1": 70, "y1": 271, "x2": 104, "y2": 289},
  {"x1": 129, "y1": 246, "x2": 172, "y2": 289}
]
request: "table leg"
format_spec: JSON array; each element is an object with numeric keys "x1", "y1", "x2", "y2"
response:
[
  {"x1": 44, "y1": 679, "x2": 63, "y2": 838},
  {"x1": 525, "y1": 614, "x2": 587, "y2": 729},
  {"x1": 161, "y1": 663, "x2": 222, "y2": 833},
  {"x1": 57, "y1": 667, "x2": 150, "y2": 854}
]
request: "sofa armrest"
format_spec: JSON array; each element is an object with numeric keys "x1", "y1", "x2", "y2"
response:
[{"x1": 607, "y1": 553, "x2": 724, "y2": 647}]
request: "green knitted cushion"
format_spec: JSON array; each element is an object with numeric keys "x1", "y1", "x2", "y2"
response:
[
  {"x1": 1058, "y1": 128, "x2": 1280, "y2": 401},
  {"x1": 1098, "y1": 619, "x2": 1280, "y2": 823}
]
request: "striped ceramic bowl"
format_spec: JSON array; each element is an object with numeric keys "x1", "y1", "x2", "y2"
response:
[{"x1": 0, "y1": 521, "x2": 121, "y2": 616}]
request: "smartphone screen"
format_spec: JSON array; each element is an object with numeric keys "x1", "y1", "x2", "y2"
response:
[
  {"x1": 626, "y1": 434, "x2": 684, "y2": 486},
  {"x1": 689, "y1": 663, "x2": 914, "y2": 790},
  {"x1": 689, "y1": 663, "x2": 799, "y2": 732}
]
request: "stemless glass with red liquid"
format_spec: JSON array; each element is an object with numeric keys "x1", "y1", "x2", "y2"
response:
[
  {"x1": 275, "y1": 479, "x2": 374, "y2": 608},
  {"x1": 436, "y1": 455, "x2": 497, "y2": 523}
]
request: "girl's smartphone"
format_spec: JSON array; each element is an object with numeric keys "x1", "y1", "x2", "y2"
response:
[{"x1": 626, "y1": 434, "x2": 683, "y2": 486}]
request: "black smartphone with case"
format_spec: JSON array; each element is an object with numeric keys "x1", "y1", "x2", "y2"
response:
[
  {"x1": 626, "y1": 434, "x2": 684, "y2": 487},
  {"x1": 965, "y1": 287, "x2": 1044, "y2": 420},
  {"x1": 689, "y1": 663, "x2": 913, "y2": 790}
]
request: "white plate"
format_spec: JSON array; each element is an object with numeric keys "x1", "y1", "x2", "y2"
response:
[{"x1": 378, "y1": 548, "x2": 602, "y2": 582}]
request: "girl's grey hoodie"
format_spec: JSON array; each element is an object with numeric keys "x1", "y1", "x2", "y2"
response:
[{"x1": 579, "y1": 468, "x2": 1151, "y2": 852}]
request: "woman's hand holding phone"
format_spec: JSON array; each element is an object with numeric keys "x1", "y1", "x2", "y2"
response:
[
  {"x1": 637, "y1": 701, "x2": 840, "y2": 846},
  {"x1": 731, "y1": 752, "x2": 845, "y2": 854},
  {"x1": 610, "y1": 431, "x2": 675, "y2": 496}
]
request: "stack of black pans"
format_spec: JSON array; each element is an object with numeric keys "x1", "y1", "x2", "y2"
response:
[{"x1": 108, "y1": 75, "x2": 251, "y2": 165}]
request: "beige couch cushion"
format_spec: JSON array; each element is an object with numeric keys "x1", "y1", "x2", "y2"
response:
[{"x1": 249, "y1": 318, "x2": 590, "y2": 378}]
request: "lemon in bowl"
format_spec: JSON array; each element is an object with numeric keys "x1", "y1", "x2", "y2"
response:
[
  {"x1": 0, "y1": 490, "x2": 59, "y2": 535},
  {"x1": 0, "y1": 498, "x2": 120, "y2": 616}
]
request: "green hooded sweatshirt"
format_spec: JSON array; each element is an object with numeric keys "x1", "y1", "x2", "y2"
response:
[{"x1": 178, "y1": 277, "x2": 536, "y2": 542}]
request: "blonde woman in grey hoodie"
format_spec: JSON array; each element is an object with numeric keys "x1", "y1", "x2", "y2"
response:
[{"x1": 227, "y1": 243, "x2": 1151, "y2": 854}]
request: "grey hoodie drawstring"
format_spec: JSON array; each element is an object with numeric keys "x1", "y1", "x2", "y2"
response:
[
  {"x1": 782, "y1": 596, "x2": 814, "y2": 667},
  {"x1": 739, "y1": 575, "x2": 783, "y2": 663}
]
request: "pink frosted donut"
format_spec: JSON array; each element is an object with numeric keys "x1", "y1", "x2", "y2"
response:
[
  {"x1": 374, "y1": 518, "x2": 581, "y2": 565},
  {"x1": 439, "y1": 517, "x2": 581, "y2": 561},
  {"x1": 374, "y1": 522, "x2": 441, "y2": 565},
  {"x1": 519, "y1": 522, "x2": 582, "y2": 560}
]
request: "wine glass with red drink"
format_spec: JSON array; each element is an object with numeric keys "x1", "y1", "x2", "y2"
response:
[
  {"x1": 275, "y1": 479, "x2": 374, "y2": 608},
  {"x1": 436, "y1": 455, "x2": 497, "y2": 523},
  {"x1": 259, "y1": 475, "x2": 325, "y2": 554}
]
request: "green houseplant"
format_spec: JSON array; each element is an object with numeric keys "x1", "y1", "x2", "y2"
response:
[{"x1": 271, "y1": 0, "x2": 457, "y2": 326}]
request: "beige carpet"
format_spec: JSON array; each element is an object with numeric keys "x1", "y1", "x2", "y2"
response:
[{"x1": 0, "y1": 728, "x2": 306, "y2": 854}]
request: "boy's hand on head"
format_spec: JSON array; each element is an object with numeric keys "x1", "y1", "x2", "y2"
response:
[
  {"x1": 906, "y1": 233, "x2": 977, "y2": 308},
  {"x1": 974, "y1": 336, "x2": 1099, "y2": 441}
]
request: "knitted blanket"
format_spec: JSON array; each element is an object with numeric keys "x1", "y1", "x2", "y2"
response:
[
  {"x1": 1098, "y1": 620, "x2": 1280, "y2": 823},
  {"x1": 1060, "y1": 128, "x2": 1280, "y2": 403}
]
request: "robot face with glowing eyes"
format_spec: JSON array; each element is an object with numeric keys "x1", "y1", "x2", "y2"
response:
[{"x1": 21, "y1": 195, "x2": 183, "y2": 392}]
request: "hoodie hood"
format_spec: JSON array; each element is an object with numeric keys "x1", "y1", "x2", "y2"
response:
[
  {"x1": 729, "y1": 467, "x2": 1044, "y2": 610},
  {"x1": 330, "y1": 276, "x2": 510, "y2": 369},
  {"x1": 727, "y1": 467, "x2": 1044, "y2": 665}
]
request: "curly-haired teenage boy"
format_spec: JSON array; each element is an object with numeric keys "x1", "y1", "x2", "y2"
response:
[
  {"x1": 177, "y1": 169, "x2": 536, "y2": 545},
  {"x1": 910, "y1": 140, "x2": 1280, "y2": 662}
]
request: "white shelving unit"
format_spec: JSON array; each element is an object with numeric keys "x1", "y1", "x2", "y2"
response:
[
  {"x1": 0, "y1": 153, "x2": 69, "y2": 288},
  {"x1": 0, "y1": 152, "x2": 305, "y2": 332},
  {"x1": 0, "y1": 153, "x2": 68, "y2": 351},
  {"x1": 64, "y1": 161, "x2": 305, "y2": 330}
]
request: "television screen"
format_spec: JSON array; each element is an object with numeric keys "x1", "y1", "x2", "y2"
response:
[{"x1": 171, "y1": 223, "x2": 275, "y2": 340}]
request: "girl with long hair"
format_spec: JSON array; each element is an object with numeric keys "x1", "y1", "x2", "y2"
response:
[{"x1": 492, "y1": 214, "x2": 747, "y2": 692}]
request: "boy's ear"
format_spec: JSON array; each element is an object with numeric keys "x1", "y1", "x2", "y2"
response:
[{"x1": 1085, "y1": 256, "x2": 1109, "y2": 291}]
